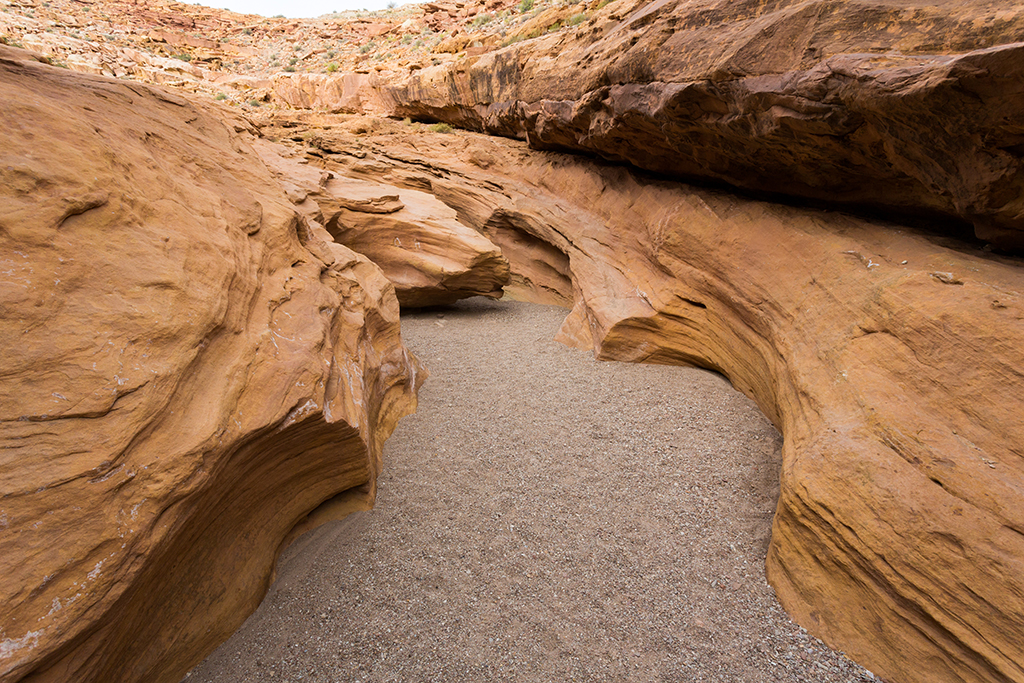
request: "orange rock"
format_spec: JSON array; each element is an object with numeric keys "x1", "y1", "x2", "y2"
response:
[
  {"x1": 319, "y1": 177, "x2": 511, "y2": 308},
  {"x1": 0, "y1": 47, "x2": 421, "y2": 683},
  {"x1": 302, "y1": 121, "x2": 1024, "y2": 683},
  {"x1": 253, "y1": 138, "x2": 509, "y2": 307},
  {"x1": 385, "y1": 0, "x2": 1024, "y2": 250}
]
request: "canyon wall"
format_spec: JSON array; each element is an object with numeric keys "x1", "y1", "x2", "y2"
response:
[
  {"x1": 274, "y1": 117, "x2": 1024, "y2": 683},
  {"x1": 380, "y1": 0, "x2": 1024, "y2": 250},
  {"x1": 3, "y1": 0, "x2": 1024, "y2": 680},
  {"x1": 0, "y1": 47, "x2": 421, "y2": 683}
]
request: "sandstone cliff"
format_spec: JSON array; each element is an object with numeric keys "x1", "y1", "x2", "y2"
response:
[
  {"x1": 383, "y1": 0, "x2": 1024, "y2": 251},
  {"x1": 0, "y1": 46, "x2": 421, "y2": 683},
  {"x1": 265, "y1": 116, "x2": 1024, "y2": 683}
]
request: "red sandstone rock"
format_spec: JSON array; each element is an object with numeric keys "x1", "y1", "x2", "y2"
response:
[
  {"x1": 284, "y1": 118, "x2": 1024, "y2": 683},
  {"x1": 0, "y1": 47, "x2": 421, "y2": 683}
]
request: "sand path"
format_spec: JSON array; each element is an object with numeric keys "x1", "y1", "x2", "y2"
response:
[{"x1": 186, "y1": 299, "x2": 872, "y2": 682}]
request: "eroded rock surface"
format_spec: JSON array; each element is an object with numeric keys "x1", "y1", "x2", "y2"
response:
[
  {"x1": 384, "y1": 0, "x2": 1024, "y2": 250},
  {"x1": 271, "y1": 72, "x2": 388, "y2": 115},
  {"x1": 0, "y1": 48, "x2": 420, "y2": 683},
  {"x1": 256, "y1": 138, "x2": 510, "y2": 308},
  {"x1": 264, "y1": 117, "x2": 1024, "y2": 683}
]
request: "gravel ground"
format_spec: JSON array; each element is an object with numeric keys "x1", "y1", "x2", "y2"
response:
[{"x1": 185, "y1": 299, "x2": 876, "y2": 683}]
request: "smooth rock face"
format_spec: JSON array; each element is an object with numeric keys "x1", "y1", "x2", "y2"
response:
[
  {"x1": 274, "y1": 118, "x2": 1024, "y2": 683},
  {"x1": 0, "y1": 47, "x2": 420, "y2": 683},
  {"x1": 384, "y1": 0, "x2": 1024, "y2": 250},
  {"x1": 255, "y1": 139, "x2": 511, "y2": 308}
]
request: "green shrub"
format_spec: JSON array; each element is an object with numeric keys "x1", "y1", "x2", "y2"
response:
[
  {"x1": 565, "y1": 12, "x2": 587, "y2": 26},
  {"x1": 248, "y1": 99, "x2": 261, "y2": 107},
  {"x1": 174, "y1": 53, "x2": 192, "y2": 62},
  {"x1": 518, "y1": 0, "x2": 533, "y2": 11},
  {"x1": 326, "y1": 62, "x2": 338, "y2": 72},
  {"x1": 429, "y1": 122, "x2": 453, "y2": 134},
  {"x1": 215, "y1": 92, "x2": 227, "y2": 100},
  {"x1": 283, "y1": 65, "x2": 296, "y2": 72}
]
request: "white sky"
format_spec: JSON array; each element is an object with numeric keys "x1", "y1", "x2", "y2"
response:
[{"x1": 179, "y1": 0, "x2": 422, "y2": 18}]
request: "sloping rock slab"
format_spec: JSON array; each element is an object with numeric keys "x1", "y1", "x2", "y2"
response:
[
  {"x1": 296, "y1": 120, "x2": 1024, "y2": 683},
  {"x1": 0, "y1": 47, "x2": 421, "y2": 683},
  {"x1": 383, "y1": 0, "x2": 1024, "y2": 250}
]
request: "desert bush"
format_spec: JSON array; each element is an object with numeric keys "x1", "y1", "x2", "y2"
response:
[{"x1": 429, "y1": 122, "x2": 453, "y2": 133}]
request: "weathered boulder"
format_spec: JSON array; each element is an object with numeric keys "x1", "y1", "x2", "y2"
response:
[
  {"x1": 275, "y1": 118, "x2": 1024, "y2": 683},
  {"x1": 383, "y1": 0, "x2": 1024, "y2": 250},
  {"x1": 0, "y1": 47, "x2": 421, "y2": 683},
  {"x1": 254, "y1": 139, "x2": 511, "y2": 308}
]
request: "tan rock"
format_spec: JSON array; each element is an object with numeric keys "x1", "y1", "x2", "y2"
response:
[
  {"x1": 0, "y1": 48, "x2": 421, "y2": 683},
  {"x1": 298, "y1": 120, "x2": 1024, "y2": 683},
  {"x1": 271, "y1": 71, "x2": 387, "y2": 115}
]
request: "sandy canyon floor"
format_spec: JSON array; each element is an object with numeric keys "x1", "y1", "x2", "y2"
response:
[{"x1": 185, "y1": 299, "x2": 875, "y2": 682}]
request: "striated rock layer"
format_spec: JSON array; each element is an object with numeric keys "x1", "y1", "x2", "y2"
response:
[
  {"x1": 270, "y1": 117, "x2": 1024, "y2": 683},
  {"x1": 254, "y1": 138, "x2": 511, "y2": 307},
  {"x1": 0, "y1": 48, "x2": 421, "y2": 683},
  {"x1": 382, "y1": 0, "x2": 1024, "y2": 250}
]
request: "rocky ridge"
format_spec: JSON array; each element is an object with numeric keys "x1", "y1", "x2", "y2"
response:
[{"x1": 0, "y1": 0, "x2": 590, "y2": 104}]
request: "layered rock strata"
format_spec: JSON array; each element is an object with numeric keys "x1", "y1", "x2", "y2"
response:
[
  {"x1": 382, "y1": 0, "x2": 1024, "y2": 250},
  {"x1": 269, "y1": 117, "x2": 1024, "y2": 683},
  {"x1": 0, "y1": 47, "x2": 420, "y2": 683},
  {"x1": 255, "y1": 138, "x2": 511, "y2": 307}
]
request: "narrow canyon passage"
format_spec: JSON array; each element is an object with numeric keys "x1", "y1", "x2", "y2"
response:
[{"x1": 186, "y1": 300, "x2": 872, "y2": 683}]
